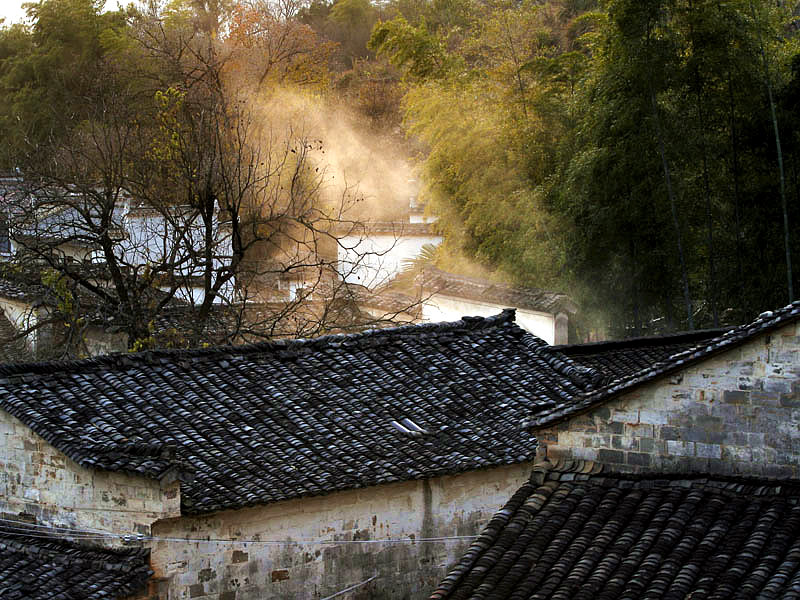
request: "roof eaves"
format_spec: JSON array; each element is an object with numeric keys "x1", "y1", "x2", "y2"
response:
[
  {"x1": 0, "y1": 307, "x2": 520, "y2": 380},
  {"x1": 421, "y1": 268, "x2": 576, "y2": 315},
  {"x1": 540, "y1": 457, "x2": 800, "y2": 489},
  {"x1": 548, "y1": 326, "x2": 735, "y2": 354},
  {"x1": 525, "y1": 301, "x2": 800, "y2": 430},
  {"x1": 0, "y1": 391, "x2": 196, "y2": 482},
  {"x1": 0, "y1": 522, "x2": 153, "y2": 599}
]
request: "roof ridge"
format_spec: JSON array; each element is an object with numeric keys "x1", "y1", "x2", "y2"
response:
[
  {"x1": 529, "y1": 341, "x2": 606, "y2": 391},
  {"x1": 548, "y1": 326, "x2": 735, "y2": 354},
  {"x1": 540, "y1": 458, "x2": 800, "y2": 490},
  {"x1": 0, "y1": 309, "x2": 519, "y2": 378},
  {"x1": 525, "y1": 300, "x2": 800, "y2": 428}
]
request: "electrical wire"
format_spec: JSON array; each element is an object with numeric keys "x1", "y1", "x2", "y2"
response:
[
  {"x1": 0, "y1": 515, "x2": 479, "y2": 546},
  {"x1": 0, "y1": 517, "x2": 112, "y2": 535},
  {"x1": 321, "y1": 574, "x2": 378, "y2": 600}
]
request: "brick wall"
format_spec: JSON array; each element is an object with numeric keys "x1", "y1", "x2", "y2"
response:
[
  {"x1": 0, "y1": 409, "x2": 180, "y2": 537},
  {"x1": 148, "y1": 461, "x2": 536, "y2": 600},
  {"x1": 535, "y1": 320, "x2": 800, "y2": 478}
]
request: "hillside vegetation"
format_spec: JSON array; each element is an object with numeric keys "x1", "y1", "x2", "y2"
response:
[{"x1": 1, "y1": 0, "x2": 799, "y2": 337}]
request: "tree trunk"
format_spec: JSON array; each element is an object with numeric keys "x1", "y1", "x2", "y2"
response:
[
  {"x1": 751, "y1": 0, "x2": 793, "y2": 301},
  {"x1": 728, "y1": 70, "x2": 745, "y2": 294},
  {"x1": 651, "y1": 88, "x2": 694, "y2": 330}
]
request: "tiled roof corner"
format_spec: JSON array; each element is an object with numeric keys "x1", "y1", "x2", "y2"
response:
[
  {"x1": 421, "y1": 267, "x2": 577, "y2": 315},
  {"x1": 431, "y1": 462, "x2": 800, "y2": 599},
  {"x1": 0, "y1": 522, "x2": 152, "y2": 599},
  {"x1": 525, "y1": 300, "x2": 800, "y2": 428}
]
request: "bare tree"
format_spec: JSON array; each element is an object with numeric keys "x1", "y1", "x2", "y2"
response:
[{"x1": 1, "y1": 1, "x2": 421, "y2": 356}]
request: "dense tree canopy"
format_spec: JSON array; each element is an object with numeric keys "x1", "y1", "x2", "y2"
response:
[
  {"x1": 372, "y1": 0, "x2": 800, "y2": 336},
  {"x1": 0, "y1": 0, "x2": 416, "y2": 355},
  {"x1": 2, "y1": 0, "x2": 800, "y2": 343}
]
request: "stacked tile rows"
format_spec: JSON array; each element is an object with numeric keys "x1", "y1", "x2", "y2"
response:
[
  {"x1": 524, "y1": 300, "x2": 800, "y2": 428},
  {"x1": 432, "y1": 461, "x2": 800, "y2": 599},
  {"x1": 0, "y1": 523, "x2": 152, "y2": 599},
  {"x1": 0, "y1": 268, "x2": 50, "y2": 303},
  {"x1": 3, "y1": 301, "x2": 799, "y2": 515},
  {"x1": 421, "y1": 268, "x2": 575, "y2": 314},
  {"x1": 0, "y1": 310, "x2": 595, "y2": 513},
  {"x1": 548, "y1": 328, "x2": 731, "y2": 384}
]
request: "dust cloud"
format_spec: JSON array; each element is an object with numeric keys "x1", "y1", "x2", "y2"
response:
[{"x1": 250, "y1": 88, "x2": 417, "y2": 222}]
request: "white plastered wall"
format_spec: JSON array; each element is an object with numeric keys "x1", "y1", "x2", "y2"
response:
[
  {"x1": 149, "y1": 461, "x2": 537, "y2": 600},
  {"x1": 337, "y1": 233, "x2": 443, "y2": 288},
  {"x1": 0, "y1": 409, "x2": 181, "y2": 537},
  {"x1": 0, "y1": 297, "x2": 39, "y2": 352},
  {"x1": 422, "y1": 293, "x2": 558, "y2": 344}
]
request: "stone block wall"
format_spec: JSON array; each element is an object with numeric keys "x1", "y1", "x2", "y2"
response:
[
  {"x1": 0, "y1": 409, "x2": 180, "y2": 537},
  {"x1": 535, "y1": 321, "x2": 800, "y2": 477},
  {"x1": 148, "y1": 461, "x2": 536, "y2": 600}
]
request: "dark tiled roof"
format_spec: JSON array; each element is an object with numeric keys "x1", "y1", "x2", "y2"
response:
[
  {"x1": 432, "y1": 460, "x2": 800, "y2": 600},
  {"x1": 546, "y1": 328, "x2": 733, "y2": 383},
  {"x1": 421, "y1": 268, "x2": 577, "y2": 315},
  {"x1": 0, "y1": 310, "x2": 593, "y2": 514},
  {"x1": 524, "y1": 301, "x2": 800, "y2": 428},
  {"x1": 0, "y1": 522, "x2": 152, "y2": 599},
  {"x1": 2, "y1": 301, "x2": 800, "y2": 515},
  {"x1": 347, "y1": 283, "x2": 422, "y2": 317},
  {"x1": 0, "y1": 268, "x2": 50, "y2": 303}
]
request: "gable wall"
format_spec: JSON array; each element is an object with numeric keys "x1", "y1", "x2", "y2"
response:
[
  {"x1": 535, "y1": 320, "x2": 800, "y2": 477},
  {"x1": 338, "y1": 233, "x2": 444, "y2": 287},
  {"x1": 0, "y1": 409, "x2": 180, "y2": 537},
  {"x1": 422, "y1": 295, "x2": 559, "y2": 344},
  {"x1": 146, "y1": 461, "x2": 536, "y2": 600}
]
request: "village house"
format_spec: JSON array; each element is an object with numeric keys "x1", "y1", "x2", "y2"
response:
[
  {"x1": 0, "y1": 303, "x2": 800, "y2": 598},
  {"x1": 0, "y1": 191, "x2": 235, "y2": 306},
  {"x1": 336, "y1": 220, "x2": 443, "y2": 288},
  {"x1": 0, "y1": 265, "x2": 133, "y2": 357},
  {"x1": 0, "y1": 261, "x2": 420, "y2": 359},
  {"x1": 429, "y1": 307, "x2": 800, "y2": 598},
  {"x1": 0, "y1": 178, "x2": 446, "y2": 358},
  {"x1": 353, "y1": 267, "x2": 578, "y2": 344},
  {"x1": 418, "y1": 268, "x2": 578, "y2": 345}
]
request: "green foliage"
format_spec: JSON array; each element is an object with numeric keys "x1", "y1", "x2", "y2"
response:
[
  {"x1": 5, "y1": 0, "x2": 800, "y2": 340},
  {"x1": 40, "y1": 268, "x2": 74, "y2": 316},
  {"x1": 0, "y1": 0, "x2": 129, "y2": 166},
  {"x1": 394, "y1": 0, "x2": 589, "y2": 288},
  {"x1": 324, "y1": 0, "x2": 379, "y2": 66},
  {"x1": 369, "y1": 17, "x2": 452, "y2": 79},
  {"x1": 552, "y1": 0, "x2": 800, "y2": 333},
  {"x1": 394, "y1": 0, "x2": 800, "y2": 336},
  {"x1": 330, "y1": 0, "x2": 374, "y2": 27}
]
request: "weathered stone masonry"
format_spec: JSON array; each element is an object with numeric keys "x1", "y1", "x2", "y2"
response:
[
  {"x1": 147, "y1": 462, "x2": 536, "y2": 600},
  {"x1": 0, "y1": 409, "x2": 180, "y2": 537},
  {"x1": 535, "y1": 320, "x2": 800, "y2": 477}
]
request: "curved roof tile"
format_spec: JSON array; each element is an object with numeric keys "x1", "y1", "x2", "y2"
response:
[{"x1": 0, "y1": 310, "x2": 588, "y2": 513}]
